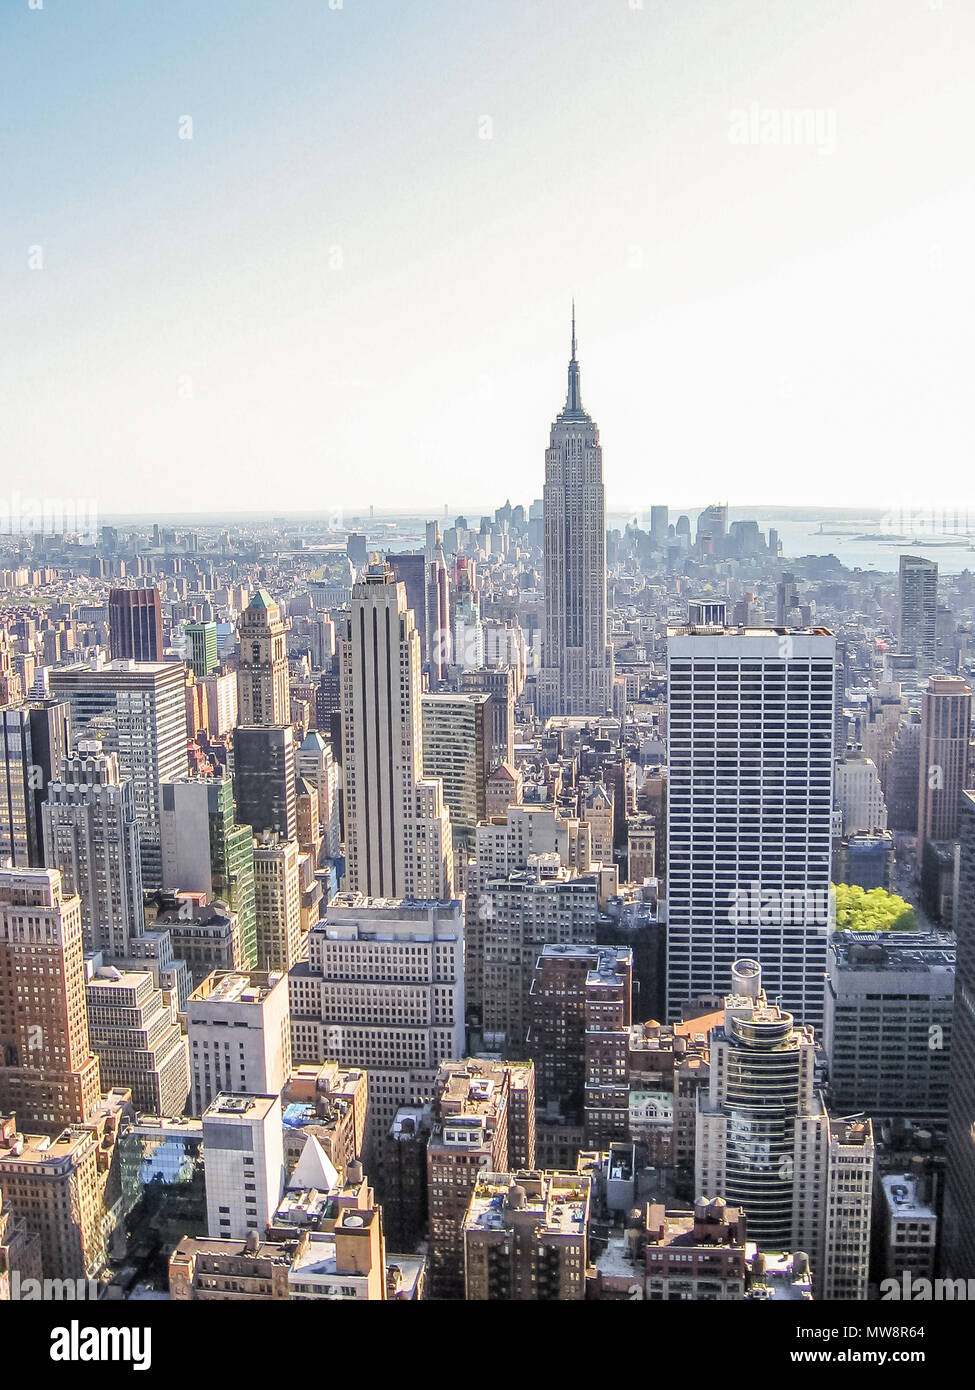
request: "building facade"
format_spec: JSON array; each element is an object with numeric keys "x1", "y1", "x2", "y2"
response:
[
  {"x1": 898, "y1": 555, "x2": 938, "y2": 673},
  {"x1": 49, "y1": 661, "x2": 188, "y2": 889},
  {"x1": 289, "y1": 896, "x2": 465, "y2": 1146},
  {"x1": 0, "y1": 867, "x2": 101, "y2": 1134},
  {"x1": 666, "y1": 627, "x2": 835, "y2": 1028},
  {"x1": 237, "y1": 590, "x2": 289, "y2": 727},
  {"x1": 108, "y1": 586, "x2": 164, "y2": 663},
  {"x1": 42, "y1": 739, "x2": 144, "y2": 958},
  {"x1": 202, "y1": 1093, "x2": 285, "y2": 1241},
  {"x1": 538, "y1": 311, "x2": 614, "y2": 719},
  {"x1": 824, "y1": 931, "x2": 954, "y2": 1121},
  {"x1": 0, "y1": 700, "x2": 70, "y2": 868},
  {"x1": 340, "y1": 561, "x2": 453, "y2": 900}
]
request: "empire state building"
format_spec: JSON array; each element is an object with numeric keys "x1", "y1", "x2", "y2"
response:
[{"x1": 538, "y1": 308, "x2": 614, "y2": 718}]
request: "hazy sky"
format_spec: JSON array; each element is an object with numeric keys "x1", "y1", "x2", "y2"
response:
[{"x1": 3, "y1": 0, "x2": 973, "y2": 518}]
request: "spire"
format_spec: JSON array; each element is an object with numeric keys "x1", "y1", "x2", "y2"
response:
[{"x1": 564, "y1": 300, "x2": 583, "y2": 416}]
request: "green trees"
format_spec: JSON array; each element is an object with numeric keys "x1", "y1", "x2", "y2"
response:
[{"x1": 833, "y1": 883, "x2": 916, "y2": 932}]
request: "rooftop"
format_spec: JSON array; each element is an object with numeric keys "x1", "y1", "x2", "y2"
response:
[
  {"x1": 668, "y1": 625, "x2": 833, "y2": 639},
  {"x1": 744, "y1": 1248, "x2": 814, "y2": 1301},
  {"x1": 87, "y1": 968, "x2": 154, "y2": 993},
  {"x1": 171, "y1": 1236, "x2": 291, "y2": 1267},
  {"x1": 464, "y1": 1172, "x2": 590, "y2": 1240},
  {"x1": 881, "y1": 1173, "x2": 936, "y2": 1221},
  {"x1": 202, "y1": 1093, "x2": 279, "y2": 1122},
  {"x1": 189, "y1": 969, "x2": 285, "y2": 1006},
  {"x1": 0, "y1": 1124, "x2": 94, "y2": 1166},
  {"x1": 830, "y1": 930, "x2": 955, "y2": 974}
]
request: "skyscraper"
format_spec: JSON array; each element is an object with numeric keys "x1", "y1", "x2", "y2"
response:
[
  {"x1": 420, "y1": 692, "x2": 492, "y2": 858},
  {"x1": 49, "y1": 661, "x2": 188, "y2": 889},
  {"x1": 538, "y1": 308, "x2": 614, "y2": 718},
  {"x1": 461, "y1": 666, "x2": 515, "y2": 768},
  {"x1": 340, "y1": 561, "x2": 452, "y2": 900},
  {"x1": 0, "y1": 1116, "x2": 105, "y2": 1282},
  {"x1": 834, "y1": 750, "x2": 887, "y2": 834},
  {"x1": 426, "y1": 549, "x2": 451, "y2": 686},
  {"x1": 0, "y1": 867, "x2": 102, "y2": 1134},
  {"x1": 527, "y1": 943, "x2": 632, "y2": 1125},
  {"x1": 387, "y1": 553, "x2": 429, "y2": 663},
  {"x1": 233, "y1": 725, "x2": 297, "y2": 844},
  {"x1": 0, "y1": 699, "x2": 71, "y2": 868},
  {"x1": 295, "y1": 730, "x2": 341, "y2": 859},
  {"x1": 666, "y1": 626, "x2": 835, "y2": 1028},
  {"x1": 42, "y1": 738, "x2": 145, "y2": 958},
  {"x1": 85, "y1": 967, "x2": 190, "y2": 1116},
  {"x1": 451, "y1": 558, "x2": 483, "y2": 670},
  {"x1": 465, "y1": 805, "x2": 595, "y2": 1043},
  {"x1": 187, "y1": 969, "x2": 291, "y2": 1117},
  {"x1": 775, "y1": 574, "x2": 799, "y2": 626},
  {"x1": 898, "y1": 555, "x2": 938, "y2": 672},
  {"x1": 237, "y1": 590, "x2": 289, "y2": 727},
  {"x1": 825, "y1": 930, "x2": 954, "y2": 1121},
  {"x1": 109, "y1": 585, "x2": 164, "y2": 663},
  {"x1": 917, "y1": 674, "x2": 971, "y2": 845}
]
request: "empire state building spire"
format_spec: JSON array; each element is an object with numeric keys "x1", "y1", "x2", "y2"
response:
[
  {"x1": 563, "y1": 299, "x2": 585, "y2": 419},
  {"x1": 539, "y1": 308, "x2": 615, "y2": 718}
]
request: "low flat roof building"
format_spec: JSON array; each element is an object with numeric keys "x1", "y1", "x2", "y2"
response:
[
  {"x1": 463, "y1": 1170, "x2": 591, "y2": 1301},
  {"x1": 825, "y1": 930, "x2": 954, "y2": 1121}
]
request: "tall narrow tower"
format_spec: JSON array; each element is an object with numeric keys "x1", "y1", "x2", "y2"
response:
[
  {"x1": 539, "y1": 307, "x2": 614, "y2": 718},
  {"x1": 917, "y1": 674, "x2": 971, "y2": 845},
  {"x1": 237, "y1": 589, "x2": 289, "y2": 726},
  {"x1": 340, "y1": 561, "x2": 453, "y2": 899},
  {"x1": 898, "y1": 555, "x2": 938, "y2": 673}
]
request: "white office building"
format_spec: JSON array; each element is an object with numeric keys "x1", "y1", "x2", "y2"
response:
[
  {"x1": 666, "y1": 626, "x2": 836, "y2": 1028},
  {"x1": 203, "y1": 1092, "x2": 285, "y2": 1240},
  {"x1": 49, "y1": 660, "x2": 188, "y2": 889},
  {"x1": 834, "y1": 750, "x2": 888, "y2": 833},
  {"x1": 187, "y1": 969, "x2": 292, "y2": 1117}
]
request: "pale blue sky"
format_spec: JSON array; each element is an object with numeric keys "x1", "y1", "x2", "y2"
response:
[{"x1": 3, "y1": 0, "x2": 973, "y2": 516}]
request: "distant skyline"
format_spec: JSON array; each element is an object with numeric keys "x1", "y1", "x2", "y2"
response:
[
  {"x1": 4, "y1": 0, "x2": 973, "y2": 513},
  {"x1": 90, "y1": 504, "x2": 975, "y2": 525}
]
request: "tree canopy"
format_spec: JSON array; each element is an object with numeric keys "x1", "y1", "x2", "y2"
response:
[{"x1": 833, "y1": 883, "x2": 916, "y2": 932}]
